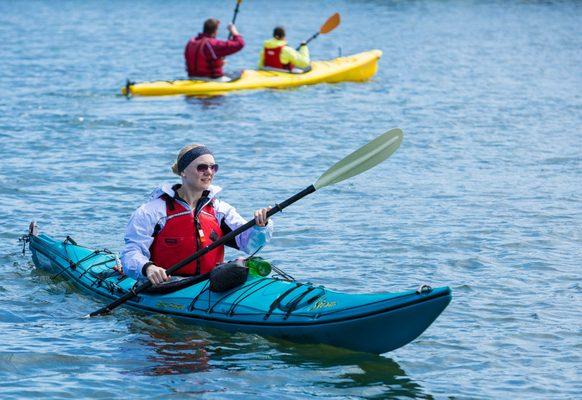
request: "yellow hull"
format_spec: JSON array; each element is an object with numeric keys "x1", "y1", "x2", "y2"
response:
[{"x1": 122, "y1": 50, "x2": 382, "y2": 97}]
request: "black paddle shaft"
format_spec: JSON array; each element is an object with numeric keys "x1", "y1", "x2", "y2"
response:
[
  {"x1": 232, "y1": 3, "x2": 241, "y2": 24},
  {"x1": 228, "y1": 2, "x2": 242, "y2": 40},
  {"x1": 89, "y1": 184, "x2": 316, "y2": 317},
  {"x1": 296, "y1": 33, "x2": 319, "y2": 51}
]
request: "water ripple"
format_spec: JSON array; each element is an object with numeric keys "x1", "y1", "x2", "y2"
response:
[{"x1": 1, "y1": 0, "x2": 581, "y2": 398}]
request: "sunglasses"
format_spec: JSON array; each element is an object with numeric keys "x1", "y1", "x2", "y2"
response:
[{"x1": 195, "y1": 163, "x2": 219, "y2": 173}]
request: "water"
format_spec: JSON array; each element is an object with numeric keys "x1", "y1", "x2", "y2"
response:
[{"x1": 1, "y1": 0, "x2": 580, "y2": 398}]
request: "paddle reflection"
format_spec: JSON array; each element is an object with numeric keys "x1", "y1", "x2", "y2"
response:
[{"x1": 128, "y1": 316, "x2": 432, "y2": 398}]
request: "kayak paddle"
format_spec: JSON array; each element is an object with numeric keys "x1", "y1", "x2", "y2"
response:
[
  {"x1": 88, "y1": 128, "x2": 403, "y2": 317},
  {"x1": 232, "y1": 0, "x2": 242, "y2": 24},
  {"x1": 296, "y1": 12, "x2": 340, "y2": 50},
  {"x1": 228, "y1": 0, "x2": 243, "y2": 40}
]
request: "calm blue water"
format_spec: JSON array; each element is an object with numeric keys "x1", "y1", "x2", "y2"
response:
[{"x1": 1, "y1": 0, "x2": 581, "y2": 398}]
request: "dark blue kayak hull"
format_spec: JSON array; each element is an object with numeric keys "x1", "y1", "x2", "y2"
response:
[{"x1": 28, "y1": 233, "x2": 452, "y2": 354}]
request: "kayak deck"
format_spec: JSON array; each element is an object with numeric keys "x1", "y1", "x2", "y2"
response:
[
  {"x1": 122, "y1": 50, "x2": 382, "y2": 97},
  {"x1": 28, "y1": 232, "x2": 451, "y2": 354}
]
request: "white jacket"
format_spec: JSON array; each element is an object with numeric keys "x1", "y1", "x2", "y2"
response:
[{"x1": 120, "y1": 183, "x2": 273, "y2": 279}]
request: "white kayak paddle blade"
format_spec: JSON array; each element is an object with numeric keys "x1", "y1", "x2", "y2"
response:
[{"x1": 314, "y1": 128, "x2": 403, "y2": 190}]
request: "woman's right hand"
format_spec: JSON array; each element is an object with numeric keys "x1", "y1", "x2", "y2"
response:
[{"x1": 145, "y1": 264, "x2": 169, "y2": 285}]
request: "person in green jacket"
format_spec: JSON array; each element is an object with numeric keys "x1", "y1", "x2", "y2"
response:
[{"x1": 258, "y1": 27, "x2": 310, "y2": 73}]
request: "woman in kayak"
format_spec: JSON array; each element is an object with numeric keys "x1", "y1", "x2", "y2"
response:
[
  {"x1": 120, "y1": 144, "x2": 272, "y2": 285},
  {"x1": 258, "y1": 26, "x2": 311, "y2": 73}
]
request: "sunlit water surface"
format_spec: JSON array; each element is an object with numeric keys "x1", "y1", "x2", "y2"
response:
[{"x1": 0, "y1": 0, "x2": 580, "y2": 398}]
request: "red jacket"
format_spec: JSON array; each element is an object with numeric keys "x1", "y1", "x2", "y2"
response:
[
  {"x1": 184, "y1": 33, "x2": 245, "y2": 78},
  {"x1": 150, "y1": 195, "x2": 224, "y2": 276},
  {"x1": 263, "y1": 45, "x2": 294, "y2": 71}
]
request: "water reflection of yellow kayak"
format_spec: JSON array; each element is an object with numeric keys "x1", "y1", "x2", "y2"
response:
[{"x1": 122, "y1": 50, "x2": 382, "y2": 97}]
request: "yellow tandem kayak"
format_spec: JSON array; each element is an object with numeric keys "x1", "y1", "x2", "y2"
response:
[{"x1": 122, "y1": 50, "x2": 382, "y2": 97}]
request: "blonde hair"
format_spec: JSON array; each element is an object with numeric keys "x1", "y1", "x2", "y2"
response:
[{"x1": 171, "y1": 143, "x2": 204, "y2": 175}]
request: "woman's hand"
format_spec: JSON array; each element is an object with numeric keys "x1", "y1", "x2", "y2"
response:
[
  {"x1": 145, "y1": 264, "x2": 169, "y2": 285},
  {"x1": 254, "y1": 207, "x2": 271, "y2": 227}
]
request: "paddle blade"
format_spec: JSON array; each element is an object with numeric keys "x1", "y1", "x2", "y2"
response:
[
  {"x1": 320, "y1": 12, "x2": 340, "y2": 34},
  {"x1": 314, "y1": 128, "x2": 403, "y2": 190}
]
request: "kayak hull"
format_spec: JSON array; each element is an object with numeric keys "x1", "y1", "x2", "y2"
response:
[
  {"x1": 28, "y1": 232, "x2": 451, "y2": 354},
  {"x1": 122, "y1": 50, "x2": 382, "y2": 97},
  {"x1": 175, "y1": 292, "x2": 452, "y2": 354}
]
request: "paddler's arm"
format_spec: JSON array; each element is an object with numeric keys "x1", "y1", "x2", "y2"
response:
[
  {"x1": 281, "y1": 44, "x2": 310, "y2": 69},
  {"x1": 258, "y1": 46, "x2": 265, "y2": 68},
  {"x1": 213, "y1": 24, "x2": 245, "y2": 57},
  {"x1": 120, "y1": 205, "x2": 167, "y2": 282}
]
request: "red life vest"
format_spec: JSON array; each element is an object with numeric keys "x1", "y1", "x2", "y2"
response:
[
  {"x1": 185, "y1": 37, "x2": 224, "y2": 78},
  {"x1": 150, "y1": 195, "x2": 224, "y2": 275},
  {"x1": 263, "y1": 45, "x2": 294, "y2": 71}
]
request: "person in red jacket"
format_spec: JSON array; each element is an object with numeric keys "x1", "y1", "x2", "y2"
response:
[
  {"x1": 258, "y1": 26, "x2": 310, "y2": 73},
  {"x1": 184, "y1": 18, "x2": 245, "y2": 80}
]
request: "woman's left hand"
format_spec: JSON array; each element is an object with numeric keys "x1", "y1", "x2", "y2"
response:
[{"x1": 254, "y1": 207, "x2": 271, "y2": 227}]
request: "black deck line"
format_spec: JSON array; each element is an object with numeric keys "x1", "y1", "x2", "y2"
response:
[{"x1": 31, "y1": 241, "x2": 452, "y2": 328}]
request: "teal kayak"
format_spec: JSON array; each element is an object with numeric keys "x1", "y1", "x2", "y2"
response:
[{"x1": 26, "y1": 231, "x2": 451, "y2": 354}]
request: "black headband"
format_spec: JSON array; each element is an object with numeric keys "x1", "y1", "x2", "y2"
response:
[{"x1": 177, "y1": 146, "x2": 213, "y2": 174}]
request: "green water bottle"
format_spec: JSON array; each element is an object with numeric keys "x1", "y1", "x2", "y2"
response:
[{"x1": 245, "y1": 256, "x2": 272, "y2": 277}]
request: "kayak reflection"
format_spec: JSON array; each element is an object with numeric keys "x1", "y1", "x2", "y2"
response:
[
  {"x1": 128, "y1": 316, "x2": 432, "y2": 398},
  {"x1": 127, "y1": 316, "x2": 212, "y2": 376},
  {"x1": 184, "y1": 94, "x2": 228, "y2": 108}
]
